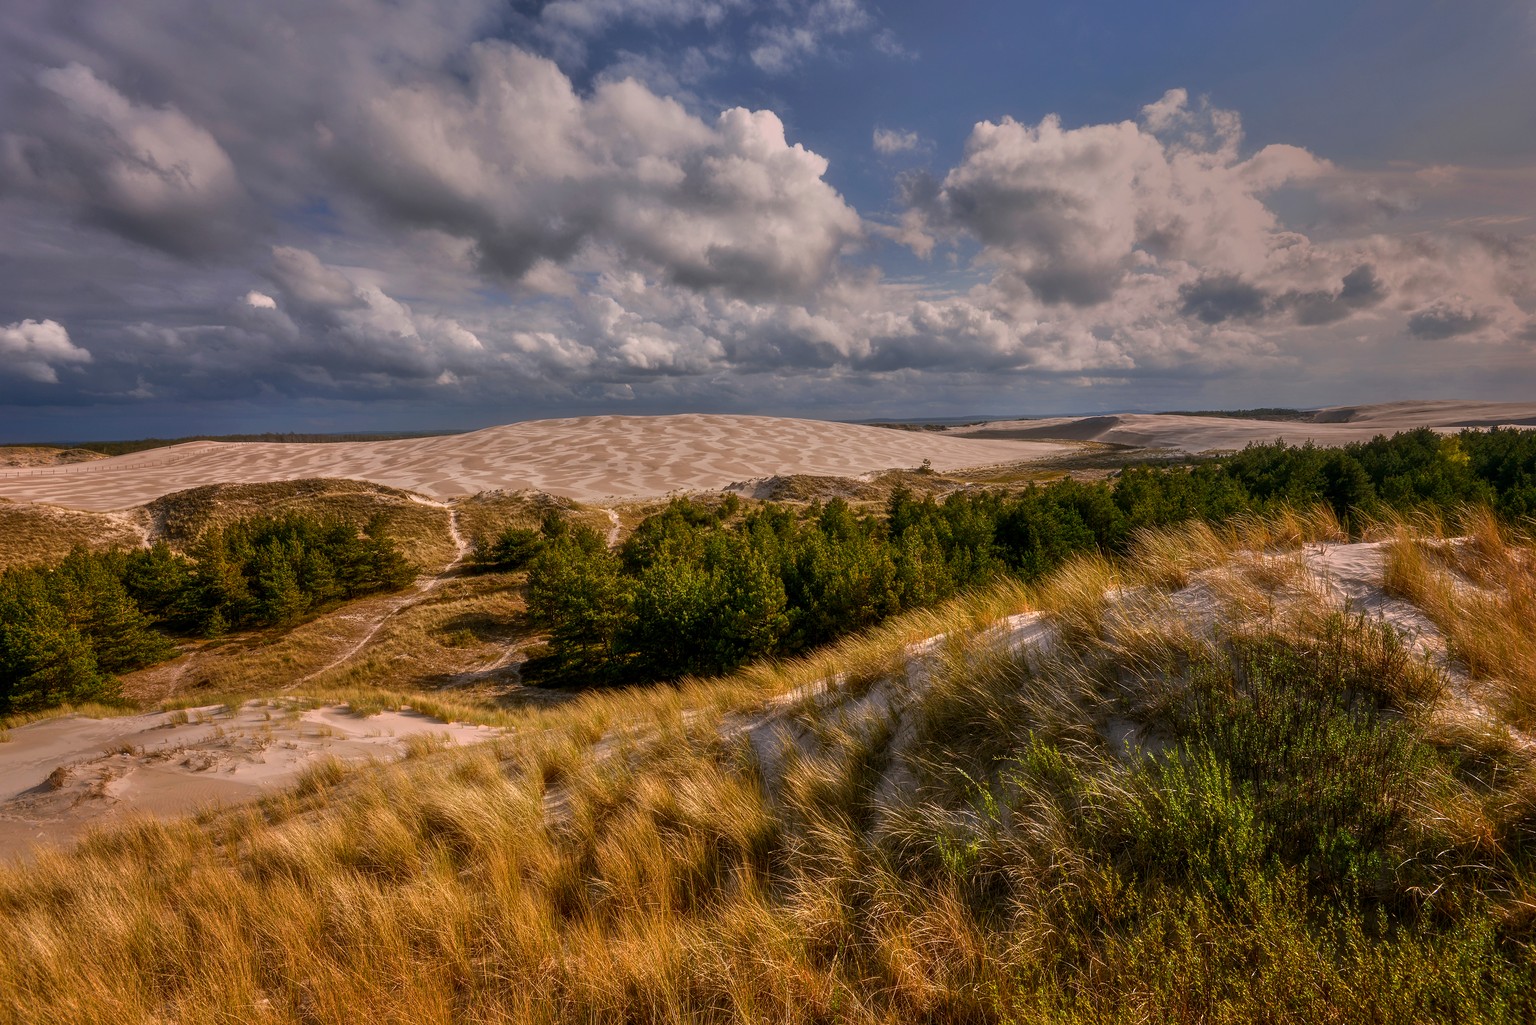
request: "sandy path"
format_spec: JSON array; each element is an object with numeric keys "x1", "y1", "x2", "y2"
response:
[
  {"x1": 288, "y1": 500, "x2": 470, "y2": 689},
  {"x1": 0, "y1": 415, "x2": 1073, "y2": 512}
]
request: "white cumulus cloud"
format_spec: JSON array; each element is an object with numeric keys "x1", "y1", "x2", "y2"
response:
[
  {"x1": 326, "y1": 43, "x2": 862, "y2": 299},
  {"x1": 872, "y1": 127, "x2": 922, "y2": 155},
  {"x1": 0, "y1": 319, "x2": 93, "y2": 383},
  {"x1": 914, "y1": 89, "x2": 1330, "y2": 307}
]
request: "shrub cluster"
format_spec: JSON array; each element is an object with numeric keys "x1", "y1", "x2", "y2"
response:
[
  {"x1": 0, "y1": 513, "x2": 414, "y2": 713},
  {"x1": 472, "y1": 509, "x2": 570, "y2": 571},
  {"x1": 528, "y1": 426, "x2": 1536, "y2": 685},
  {"x1": 896, "y1": 620, "x2": 1536, "y2": 1020}
]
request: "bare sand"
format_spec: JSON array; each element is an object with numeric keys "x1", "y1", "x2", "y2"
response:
[
  {"x1": 0, "y1": 415, "x2": 1072, "y2": 512},
  {"x1": 952, "y1": 400, "x2": 1536, "y2": 452},
  {"x1": 0, "y1": 703, "x2": 497, "y2": 861}
]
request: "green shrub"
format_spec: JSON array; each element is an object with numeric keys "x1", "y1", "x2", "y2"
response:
[
  {"x1": 0, "y1": 512, "x2": 416, "y2": 712},
  {"x1": 479, "y1": 526, "x2": 545, "y2": 570}
]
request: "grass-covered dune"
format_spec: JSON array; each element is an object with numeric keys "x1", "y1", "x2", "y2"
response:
[{"x1": 4, "y1": 510, "x2": 1536, "y2": 1023}]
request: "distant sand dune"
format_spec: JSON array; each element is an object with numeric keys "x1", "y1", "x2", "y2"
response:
[
  {"x1": 953, "y1": 400, "x2": 1536, "y2": 453},
  {"x1": 4, "y1": 403, "x2": 1529, "y2": 514},
  {"x1": 0, "y1": 415, "x2": 1071, "y2": 512}
]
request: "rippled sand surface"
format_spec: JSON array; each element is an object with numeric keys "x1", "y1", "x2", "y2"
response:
[{"x1": 0, "y1": 414, "x2": 1072, "y2": 511}]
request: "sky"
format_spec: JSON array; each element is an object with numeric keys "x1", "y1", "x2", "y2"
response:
[{"x1": 1, "y1": 0, "x2": 1533, "y2": 440}]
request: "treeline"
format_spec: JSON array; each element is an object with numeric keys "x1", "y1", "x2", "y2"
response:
[
  {"x1": 63, "y1": 430, "x2": 464, "y2": 458},
  {"x1": 1162, "y1": 407, "x2": 1313, "y2": 421},
  {"x1": 525, "y1": 426, "x2": 1536, "y2": 685},
  {"x1": 0, "y1": 514, "x2": 414, "y2": 713}
]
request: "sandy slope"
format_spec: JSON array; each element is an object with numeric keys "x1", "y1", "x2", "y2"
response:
[
  {"x1": 0, "y1": 415, "x2": 1071, "y2": 512},
  {"x1": 952, "y1": 399, "x2": 1536, "y2": 452},
  {"x1": 0, "y1": 703, "x2": 497, "y2": 861},
  {"x1": 0, "y1": 447, "x2": 106, "y2": 468}
]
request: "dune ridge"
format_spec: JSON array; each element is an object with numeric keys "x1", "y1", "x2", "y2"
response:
[
  {"x1": 0, "y1": 414, "x2": 1070, "y2": 512},
  {"x1": 953, "y1": 399, "x2": 1536, "y2": 452}
]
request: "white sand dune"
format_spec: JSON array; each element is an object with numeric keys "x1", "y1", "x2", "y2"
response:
[
  {"x1": 952, "y1": 400, "x2": 1536, "y2": 452},
  {"x1": 0, "y1": 703, "x2": 497, "y2": 861},
  {"x1": 0, "y1": 415, "x2": 1072, "y2": 512}
]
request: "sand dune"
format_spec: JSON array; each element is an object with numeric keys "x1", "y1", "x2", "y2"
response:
[
  {"x1": 4, "y1": 404, "x2": 1524, "y2": 513},
  {"x1": 0, "y1": 415, "x2": 1071, "y2": 512},
  {"x1": 952, "y1": 400, "x2": 1536, "y2": 452},
  {"x1": 0, "y1": 703, "x2": 497, "y2": 861}
]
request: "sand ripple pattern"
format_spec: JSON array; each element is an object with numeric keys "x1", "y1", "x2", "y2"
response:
[{"x1": 0, "y1": 415, "x2": 1071, "y2": 511}]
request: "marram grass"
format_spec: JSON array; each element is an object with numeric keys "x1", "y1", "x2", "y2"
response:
[{"x1": 4, "y1": 515, "x2": 1536, "y2": 1023}]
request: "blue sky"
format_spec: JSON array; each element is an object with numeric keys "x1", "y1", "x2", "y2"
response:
[{"x1": 0, "y1": 0, "x2": 1533, "y2": 440}]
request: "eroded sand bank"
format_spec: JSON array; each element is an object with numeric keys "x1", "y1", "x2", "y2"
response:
[{"x1": 0, "y1": 703, "x2": 497, "y2": 861}]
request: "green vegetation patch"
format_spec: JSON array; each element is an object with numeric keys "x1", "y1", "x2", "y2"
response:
[
  {"x1": 142, "y1": 478, "x2": 454, "y2": 568},
  {"x1": 0, "y1": 511, "x2": 415, "y2": 714},
  {"x1": 525, "y1": 425, "x2": 1536, "y2": 690}
]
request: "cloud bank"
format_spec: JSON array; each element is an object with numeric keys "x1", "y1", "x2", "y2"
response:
[{"x1": 0, "y1": 1, "x2": 1532, "y2": 430}]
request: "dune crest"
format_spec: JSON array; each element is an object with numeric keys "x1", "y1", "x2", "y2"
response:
[
  {"x1": 0, "y1": 414, "x2": 1071, "y2": 512},
  {"x1": 953, "y1": 399, "x2": 1536, "y2": 452}
]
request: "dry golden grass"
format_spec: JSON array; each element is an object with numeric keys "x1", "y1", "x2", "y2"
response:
[
  {"x1": 118, "y1": 571, "x2": 532, "y2": 707},
  {"x1": 1383, "y1": 508, "x2": 1536, "y2": 727},
  {"x1": 0, "y1": 640, "x2": 1026, "y2": 1023},
  {"x1": 299, "y1": 572, "x2": 534, "y2": 693},
  {"x1": 452, "y1": 490, "x2": 610, "y2": 554},
  {"x1": 0, "y1": 700, "x2": 136, "y2": 733},
  {"x1": 6, "y1": 513, "x2": 1536, "y2": 1022},
  {"x1": 0, "y1": 544, "x2": 1511, "y2": 1023},
  {"x1": 0, "y1": 501, "x2": 145, "y2": 571},
  {"x1": 0, "y1": 446, "x2": 105, "y2": 468}
]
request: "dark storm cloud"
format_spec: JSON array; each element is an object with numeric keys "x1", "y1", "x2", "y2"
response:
[
  {"x1": 1284, "y1": 265, "x2": 1387, "y2": 326},
  {"x1": 1177, "y1": 264, "x2": 1388, "y2": 329},
  {"x1": 1408, "y1": 298, "x2": 1493, "y2": 340},
  {"x1": 0, "y1": 63, "x2": 252, "y2": 258},
  {"x1": 1178, "y1": 275, "x2": 1268, "y2": 324}
]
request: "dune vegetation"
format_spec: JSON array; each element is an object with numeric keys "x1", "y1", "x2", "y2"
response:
[
  {"x1": 4, "y1": 426, "x2": 1536, "y2": 1021},
  {"x1": 0, "y1": 512, "x2": 415, "y2": 713},
  {"x1": 4, "y1": 510, "x2": 1536, "y2": 1022},
  {"x1": 521, "y1": 426, "x2": 1536, "y2": 686}
]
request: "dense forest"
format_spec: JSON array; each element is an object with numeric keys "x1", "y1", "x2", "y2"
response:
[
  {"x1": 0, "y1": 514, "x2": 413, "y2": 713},
  {"x1": 522, "y1": 426, "x2": 1536, "y2": 684}
]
